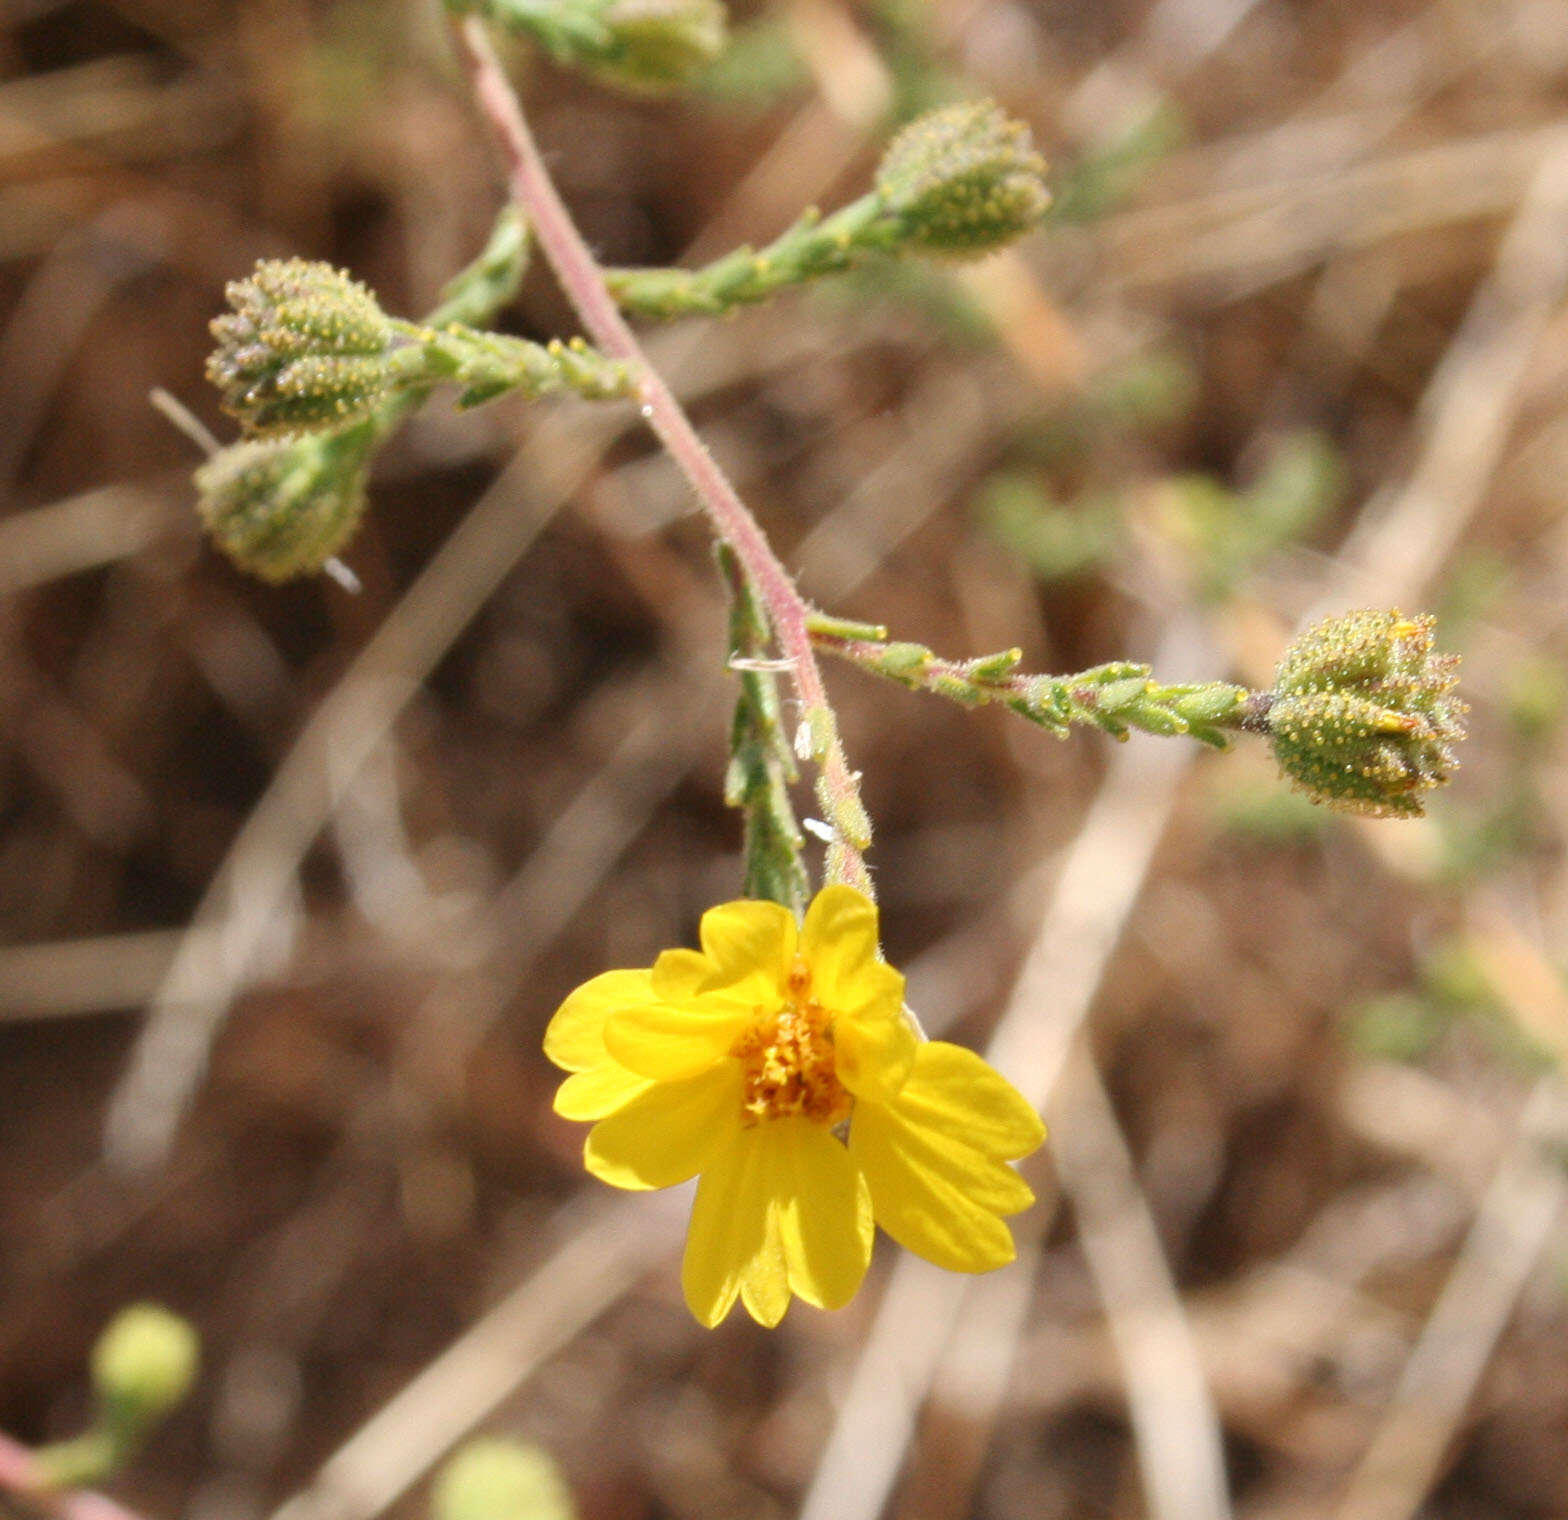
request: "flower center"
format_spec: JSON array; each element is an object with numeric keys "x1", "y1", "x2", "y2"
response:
[{"x1": 731, "y1": 956, "x2": 851, "y2": 1126}]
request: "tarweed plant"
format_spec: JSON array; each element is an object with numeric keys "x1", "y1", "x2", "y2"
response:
[
  {"x1": 183, "y1": 0, "x2": 1472, "y2": 1333},
  {"x1": 0, "y1": 5, "x2": 1479, "y2": 1519}
]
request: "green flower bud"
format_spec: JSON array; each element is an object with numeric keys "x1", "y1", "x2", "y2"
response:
[
  {"x1": 874, "y1": 99, "x2": 1051, "y2": 257},
  {"x1": 459, "y1": 0, "x2": 725, "y2": 93},
  {"x1": 90, "y1": 1304, "x2": 199, "y2": 1437},
  {"x1": 591, "y1": 0, "x2": 726, "y2": 90},
  {"x1": 1266, "y1": 609, "x2": 1466, "y2": 818},
  {"x1": 434, "y1": 1440, "x2": 576, "y2": 1520},
  {"x1": 194, "y1": 433, "x2": 372, "y2": 582},
  {"x1": 207, "y1": 260, "x2": 408, "y2": 435},
  {"x1": 966, "y1": 646, "x2": 1024, "y2": 682},
  {"x1": 878, "y1": 642, "x2": 931, "y2": 680}
]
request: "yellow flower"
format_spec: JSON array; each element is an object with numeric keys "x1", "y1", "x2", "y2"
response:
[{"x1": 545, "y1": 886, "x2": 1045, "y2": 1327}]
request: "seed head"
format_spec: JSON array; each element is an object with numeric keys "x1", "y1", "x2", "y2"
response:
[
  {"x1": 1266, "y1": 609, "x2": 1466, "y2": 817},
  {"x1": 875, "y1": 99, "x2": 1051, "y2": 257},
  {"x1": 207, "y1": 259, "x2": 401, "y2": 435},
  {"x1": 194, "y1": 434, "x2": 370, "y2": 581}
]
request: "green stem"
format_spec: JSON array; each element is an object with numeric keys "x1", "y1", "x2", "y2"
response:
[
  {"x1": 29, "y1": 1432, "x2": 125, "y2": 1494},
  {"x1": 719, "y1": 546, "x2": 809, "y2": 914},
  {"x1": 810, "y1": 621, "x2": 1257, "y2": 747},
  {"x1": 0, "y1": 1432, "x2": 147, "y2": 1520},
  {"x1": 314, "y1": 205, "x2": 536, "y2": 456},
  {"x1": 392, "y1": 320, "x2": 634, "y2": 408},
  {"x1": 322, "y1": 206, "x2": 537, "y2": 451},
  {"x1": 604, "y1": 195, "x2": 904, "y2": 318}
]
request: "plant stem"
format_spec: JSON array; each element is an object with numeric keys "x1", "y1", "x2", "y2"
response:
[
  {"x1": 719, "y1": 545, "x2": 810, "y2": 916},
  {"x1": 603, "y1": 195, "x2": 901, "y2": 318},
  {"x1": 809, "y1": 624, "x2": 1258, "y2": 747},
  {"x1": 0, "y1": 1432, "x2": 148, "y2": 1520},
  {"x1": 452, "y1": 14, "x2": 873, "y2": 894}
]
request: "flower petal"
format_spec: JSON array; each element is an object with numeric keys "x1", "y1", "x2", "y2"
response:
[
  {"x1": 834, "y1": 957, "x2": 907, "y2": 1024},
  {"x1": 889, "y1": 1042, "x2": 1046, "y2": 1159},
  {"x1": 848, "y1": 1043, "x2": 1043, "y2": 1274},
  {"x1": 650, "y1": 947, "x2": 711, "y2": 1000},
  {"x1": 543, "y1": 969, "x2": 658, "y2": 1072},
  {"x1": 681, "y1": 1119, "x2": 872, "y2": 1327},
  {"x1": 738, "y1": 1208, "x2": 790, "y2": 1328},
  {"x1": 654, "y1": 944, "x2": 774, "y2": 1017},
  {"x1": 585, "y1": 1064, "x2": 742, "y2": 1190},
  {"x1": 699, "y1": 899, "x2": 796, "y2": 990},
  {"x1": 554, "y1": 1063, "x2": 652, "y2": 1121},
  {"x1": 850, "y1": 1101, "x2": 1028, "y2": 1272},
  {"x1": 604, "y1": 999, "x2": 749, "y2": 1082},
  {"x1": 682, "y1": 1130, "x2": 771, "y2": 1328},
  {"x1": 769, "y1": 1118, "x2": 872, "y2": 1310},
  {"x1": 833, "y1": 980, "x2": 917, "y2": 1101},
  {"x1": 800, "y1": 885, "x2": 882, "y2": 1010},
  {"x1": 865, "y1": 1098, "x2": 1036, "y2": 1214}
]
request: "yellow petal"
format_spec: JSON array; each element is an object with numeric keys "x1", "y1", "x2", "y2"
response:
[
  {"x1": 849, "y1": 1101, "x2": 1029, "y2": 1272},
  {"x1": 680, "y1": 1120, "x2": 871, "y2": 1327},
  {"x1": 699, "y1": 898, "x2": 796, "y2": 990},
  {"x1": 833, "y1": 977, "x2": 917, "y2": 1101},
  {"x1": 800, "y1": 885, "x2": 883, "y2": 1010},
  {"x1": 543, "y1": 968, "x2": 658, "y2": 1072},
  {"x1": 682, "y1": 1130, "x2": 771, "y2": 1327},
  {"x1": 834, "y1": 957, "x2": 907, "y2": 1023},
  {"x1": 651, "y1": 947, "x2": 711, "y2": 999},
  {"x1": 892, "y1": 1042, "x2": 1046, "y2": 1159},
  {"x1": 768, "y1": 1118, "x2": 872, "y2": 1310},
  {"x1": 865, "y1": 1097, "x2": 1035, "y2": 1213},
  {"x1": 604, "y1": 1000, "x2": 748, "y2": 1082},
  {"x1": 738, "y1": 1208, "x2": 790, "y2": 1328},
  {"x1": 654, "y1": 944, "x2": 774, "y2": 1017},
  {"x1": 585, "y1": 1064, "x2": 742, "y2": 1190},
  {"x1": 554, "y1": 1063, "x2": 652, "y2": 1120}
]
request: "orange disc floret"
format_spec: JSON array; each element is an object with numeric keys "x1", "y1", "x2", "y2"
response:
[{"x1": 730, "y1": 958, "x2": 851, "y2": 1126}]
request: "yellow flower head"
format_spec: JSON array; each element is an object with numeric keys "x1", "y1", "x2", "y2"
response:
[{"x1": 545, "y1": 886, "x2": 1046, "y2": 1327}]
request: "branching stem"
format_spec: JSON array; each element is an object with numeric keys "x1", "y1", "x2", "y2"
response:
[{"x1": 453, "y1": 15, "x2": 873, "y2": 894}]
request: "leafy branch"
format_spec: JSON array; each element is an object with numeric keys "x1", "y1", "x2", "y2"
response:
[{"x1": 807, "y1": 617, "x2": 1255, "y2": 747}]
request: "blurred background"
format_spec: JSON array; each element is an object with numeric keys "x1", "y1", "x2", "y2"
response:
[{"x1": 4, "y1": 1, "x2": 1568, "y2": 1517}]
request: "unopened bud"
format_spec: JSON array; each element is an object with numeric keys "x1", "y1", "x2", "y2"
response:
[
  {"x1": 207, "y1": 260, "x2": 406, "y2": 435},
  {"x1": 1267, "y1": 609, "x2": 1465, "y2": 818},
  {"x1": 593, "y1": 0, "x2": 726, "y2": 90},
  {"x1": 875, "y1": 99, "x2": 1050, "y2": 257},
  {"x1": 434, "y1": 1440, "x2": 576, "y2": 1520},
  {"x1": 91, "y1": 1304, "x2": 199, "y2": 1437},
  {"x1": 194, "y1": 434, "x2": 371, "y2": 582},
  {"x1": 464, "y1": 0, "x2": 725, "y2": 93}
]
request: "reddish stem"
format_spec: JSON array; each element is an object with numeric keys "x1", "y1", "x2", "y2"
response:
[{"x1": 453, "y1": 15, "x2": 872, "y2": 896}]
